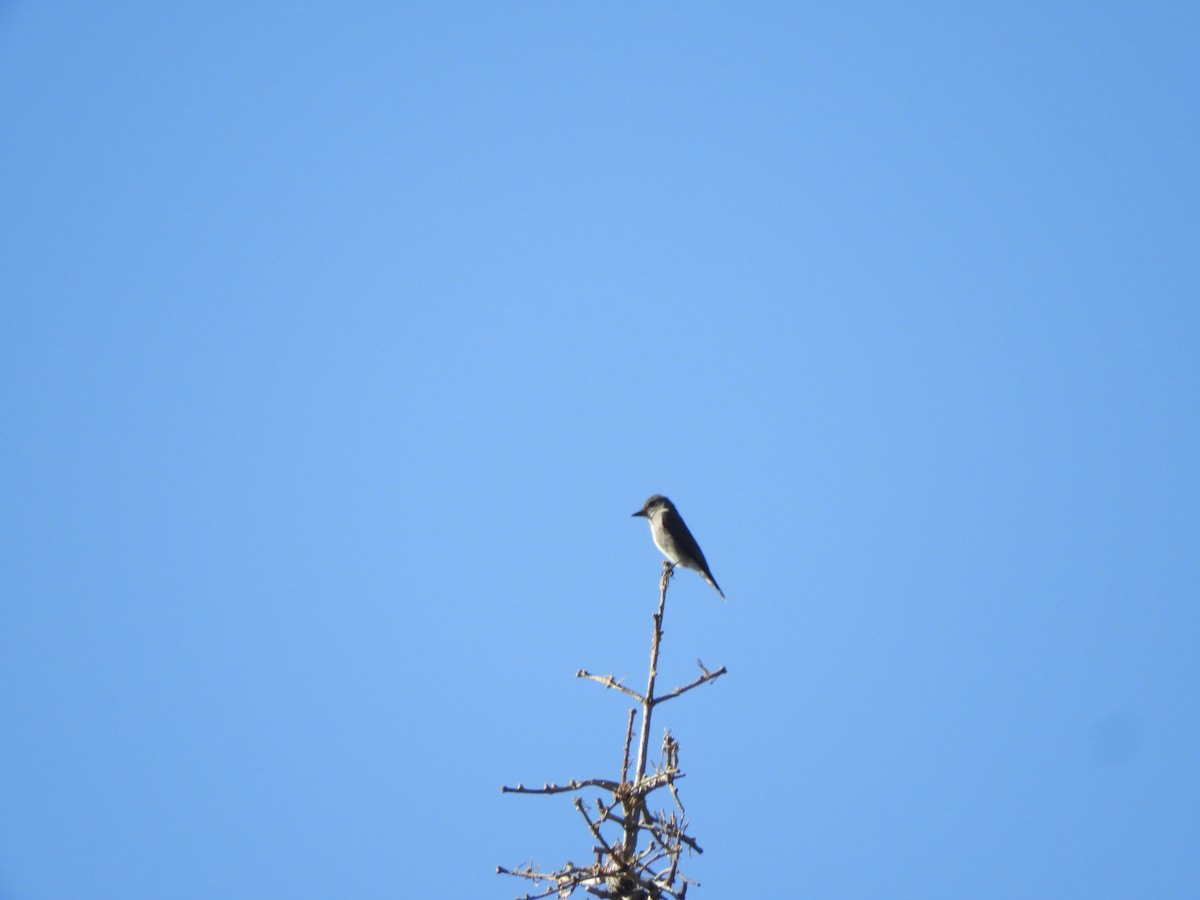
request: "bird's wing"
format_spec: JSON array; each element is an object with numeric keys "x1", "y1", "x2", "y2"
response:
[{"x1": 665, "y1": 507, "x2": 710, "y2": 572}]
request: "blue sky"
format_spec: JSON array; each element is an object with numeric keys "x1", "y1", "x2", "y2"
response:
[{"x1": 2, "y1": 2, "x2": 1198, "y2": 897}]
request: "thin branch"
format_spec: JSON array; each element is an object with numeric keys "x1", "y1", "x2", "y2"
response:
[
  {"x1": 661, "y1": 854, "x2": 681, "y2": 896},
  {"x1": 621, "y1": 707, "x2": 636, "y2": 783},
  {"x1": 577, "y1": 670, "x2": 645, "y2": 702},
  {"x1": 596, "y1": 793, "x2": 622, "y2": 823},
  {"x1": 502, "y1": 778, "x2": 620, "y2": 795},
  {"x1": 495, "y1": 864, "x2": 544, "y2": 881},
  {"x1": 636, "y1": 769, "x2": 686, "y2": 795},
  {"x1": 507, "y1": 881, "x2": 562, "y2": 900},
  {"x1": 494, "y1": 865, "x2": 560, "y2": 900},
  {"x1": 624, "y1": 561, "x2": 672, "y2": 853},
  {"x1": 496, "y1": 862, "x2": 603, "y2": 900},
  {"x1": 573, "y1": 797, "x2": 618, "y2": 858},
  {"x1": 633, "y1": 845, "x2": 672, "y2": 873},
  {"x1": 652, "y1": 665, "x2": 727, "y2": 707},
  {"x1": 667, "y1": 779, "x2": 686, "y2": 817},
  {"x1": 639, "y1": 814, "x2": 704, "y2": 855}
]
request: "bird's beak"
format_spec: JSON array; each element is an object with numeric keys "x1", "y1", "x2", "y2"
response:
[{"x1": 632, "y1": 509, "x2": 647, "y2": 518}]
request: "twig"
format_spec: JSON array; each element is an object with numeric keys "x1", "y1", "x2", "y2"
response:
[
  {"x1": 502, "y1": 778, "x2": 620, "y2": 795},
  {"x1": 652, "y1": 665, "x2": 727, "y2": 706},
  {"x1": 573, "y1": 797, "x2": 618, "y2": 859},
  {"x1": 577, "y1": 670, "x2": 646, "y2": 702},
  {"x1": 639, "y1": 813, "x2": 704, "y2": 855},
  {"x1": 621, "y1": 708, "x2": 636, "y2": 783},
  {"x1": 632, "y1": 769, "x2": 686, "y2": 796},
  {"x1": 494, "y1": 865, "x2": 560, "y2": 900}
]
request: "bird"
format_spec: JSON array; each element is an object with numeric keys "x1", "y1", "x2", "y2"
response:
[{"x1": 632, "y1": 495, "x2": 725, "y2": 600}]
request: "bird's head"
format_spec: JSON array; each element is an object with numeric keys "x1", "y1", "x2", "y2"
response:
[{"x1": 632, "y1": 494, "x2": 674, "y2": 518}]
